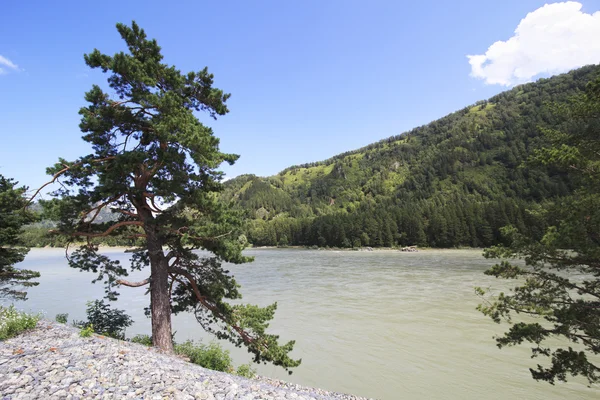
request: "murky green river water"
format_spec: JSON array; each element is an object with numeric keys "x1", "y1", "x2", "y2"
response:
[{"x1": 6, "y1": 248, "x2": 598, "y2": 399}]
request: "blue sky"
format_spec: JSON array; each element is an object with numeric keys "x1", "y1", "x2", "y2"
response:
[{"x1": 1, "y1": 1, "x2": 599, "y2": 194}]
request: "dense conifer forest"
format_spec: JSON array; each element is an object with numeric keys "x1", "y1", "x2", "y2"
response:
[{"x1": 220, "y1": 65, "x2": 600, "y2": 248}]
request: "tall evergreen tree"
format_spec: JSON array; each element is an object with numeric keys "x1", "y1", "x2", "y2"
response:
[
  {"x1": 38, "y1": 22, "x2": 299, "y2": 371},
  {"x1": 0, "y1": 175, "x2": 39, "y2": 300}
]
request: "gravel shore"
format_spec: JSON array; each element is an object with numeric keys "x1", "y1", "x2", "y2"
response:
[{"x1": 0, "y1": 322, "x2": 372, "y2": 400}]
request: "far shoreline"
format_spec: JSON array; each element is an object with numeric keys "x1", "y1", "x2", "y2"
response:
[
  {"x1": 27, "y1": 245, "x2": 486, "y2": 253},
  {"x1": 248, "y1": 245, "x2": 485, "y2": 252}
]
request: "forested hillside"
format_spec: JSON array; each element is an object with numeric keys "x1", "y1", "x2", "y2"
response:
[{"x1": 222, "y1": 65, "x2": 600, "y2": 248}]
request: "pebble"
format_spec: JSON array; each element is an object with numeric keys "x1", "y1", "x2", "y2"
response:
[{"x1": 0, "y1": 321, "x2": 373, "y2": 400}]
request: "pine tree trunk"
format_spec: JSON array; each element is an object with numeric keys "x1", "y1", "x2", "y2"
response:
[{"x1": 146, "y1": 231, "x2": 174, "y2": 352}]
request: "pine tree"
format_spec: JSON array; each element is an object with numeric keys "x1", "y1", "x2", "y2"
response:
[
  {"x1": 38, "y1": 22, "x2": 299, "y2": 371},
  {"x1": 0, "y1": 175, "x2": 39, "y2": 300}
]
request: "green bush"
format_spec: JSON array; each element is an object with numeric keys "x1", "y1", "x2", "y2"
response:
[
  {"x1": 174, "y1": 340, "x2": 233, "y2": 372},
  {"x1": 74, "y1": 300, "x2": 133, "y2": 340},
  {"x1": 0, "y1": 306, "x2": 40, "y2": 340},
  {"x1": 79, "y1": 324, "x2": 94, "y2": 338},
  {"x1": 55, "y1": 313, "x2": 68, "y2": 324},
  {"x1": 130, "y1": 334, "x2": 153, "y2": 346},
  {"x1": 129, "y1": 335, "x2": 255, "y2": 377},
  {"x1": 236, "y1": 363, "x2": 257, "y2": 378}
]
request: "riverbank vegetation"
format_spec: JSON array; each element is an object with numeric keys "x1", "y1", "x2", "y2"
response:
[
  {"x1": 0, "y1": 305, "x2": 40, "y2": 341},
  {"x1": 55, "y1": 301, "x2": 255, "y2": 378}
]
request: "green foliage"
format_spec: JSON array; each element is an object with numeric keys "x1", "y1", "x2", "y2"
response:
[
  {"x1": 478, "y1": 76, "x2": 600, "y2": 384},
  {"x1": 79, "y1": 324, "x2": 94, "y2": 338},
  {"x1": 130, "y1": 334, "x2": 153, "y2": 346},
  {"x1": 130, "y1": 333, "x2": 255, "y2": 377},
  {"x1": 170, "y1": 256, "x2": 301, "y2": 371},
  {"x1": 74, "y1": 300, "x2": 133, "y2": 340},
  {"x1": 40, "y1": 21, "x2": 299, "y2": 370},
  {"x1": 236, "y1": 363, "x2": 257, "y2": 378},
  {"x1": 0, "y1": 305, "x2": 40, "y2": 340},
  {"x1": 0, "y1": 175, "x2": 40, "y2": 300},
  {"x1": 174, "y1": 340, "x2": 233, "y2": 372},
  {"x1": 222, "y1": 66, "x2": 600, "y2": 249},
  {"x1": 55, "y1": 313, "x2": 68, "y2": 324}
]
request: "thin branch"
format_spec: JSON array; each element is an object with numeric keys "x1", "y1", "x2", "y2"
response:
[
  {"x1": 25, "y1": 156, "x2": 115, "y2": 208},
  {"x1": 168, "y1": 274, "x2": 175, "y2": 298},
  {"x1": 110, "y1": 100, "x2": 135, "y2": 108},
  {"x1": 170, "y1": 227, "x2": 233, "y2": 242},
  {"x1": 71, "y1": 221, "x2": 143, "y2": 238},
  {"x1": 80, "y1": 196, "x2": 121, "y2": 221},
  {"x1": 116, "y1": 278, "x2": 150, "y2": 287},
  {"x1": 114, "y1": 209, "x2": 139, "y2": 218},
  {"x1": 148, "y1": 195, "x2": 164, "y2": 213}
]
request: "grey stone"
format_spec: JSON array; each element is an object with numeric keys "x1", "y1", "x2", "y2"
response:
[{"x1": 0, "y1": 321, "x2": 373, "y2": 400}]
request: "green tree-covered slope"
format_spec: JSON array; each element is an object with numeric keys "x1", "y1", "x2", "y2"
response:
[{"x1": 222, "y1": 65, "x2": 600, "y2": 248}]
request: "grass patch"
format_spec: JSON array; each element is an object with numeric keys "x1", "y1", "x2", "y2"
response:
[
  {"x1": 281, "y1": 164, "x2": 335, "y2": 187},
  {"x1": 0, "y1": 305, "x2": 40, "y2": 341},
  {"x1": 383, "y1": 169, "x2": 408, "y2": 194},
  {"x1": 468, "y1": 102, "x2": 496, "y2": 114}
]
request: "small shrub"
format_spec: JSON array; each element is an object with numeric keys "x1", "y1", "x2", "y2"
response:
[
  {"x1": 236, "y1": 363, "x2": 257, "y2": 378},
  {"x1": 174, "y1": 341, "x2": 233, "y2": 372},
  {"x1": 79, "y1": 324, "x2": 94, "y2": 338},
  {"x1": 75, "y1": 300, "x2": 133, "y2": 339},
  {"x1": 130, "y1": 334, "x2": 153, "y2": 346},
  {"x1": 55, "y1": 313, "x2": 68, "y2": 324},
  {"x1": 0, "y1": 306, "x2": 40, "y2": 340},
  {"x1": 130, "y1": 335, "x2": 255, "y2": 376}
]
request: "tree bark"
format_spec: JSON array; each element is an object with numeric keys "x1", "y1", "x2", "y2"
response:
[
  {"x1": 132, "y1": 184, "x2": 173, "y2": 352},
  {"x1": 146, "y1": 230, "x2": 173, "y2": 352}
]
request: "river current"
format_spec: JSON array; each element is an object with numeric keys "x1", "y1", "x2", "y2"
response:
[{"x1": 7, "y1": 248, "x2": 597, "y2": 399}]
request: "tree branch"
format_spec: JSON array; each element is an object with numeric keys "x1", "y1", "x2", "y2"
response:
[
  {"x1": 169, "y1": 266, "x2": 257, "y2": 346},
  {"x1": 116, "y1": 278, "x2": 150, "y2": 287},
  {"x1": 170, "y1": 227, "x2": 233, "y2": 242},
  {"x1": 25, "y1": 156, "x2": 116, "y2": 208},
  {"x1": 80, "y1": 195, "x2": 122, "y2": 225},
  {"x1": 71, "y1": 220, "x2": 143, "y2": 238}
]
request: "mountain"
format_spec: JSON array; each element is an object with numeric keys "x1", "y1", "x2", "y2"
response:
[{"x1": 222, "y1": 65, "x2": 600, "y2": 248}]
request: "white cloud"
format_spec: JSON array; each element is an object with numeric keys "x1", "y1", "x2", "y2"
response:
[
  {"x1": 467, "y1": 2, "x2": 600, "y2": 86},
  {"x1": 0, "y1": 55, "x2": 19, "y2": 75}
]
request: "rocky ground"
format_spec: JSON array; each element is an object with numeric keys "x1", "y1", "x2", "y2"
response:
[{"x1": 0, "y1": 322, "x2": 372, "y2": 400}]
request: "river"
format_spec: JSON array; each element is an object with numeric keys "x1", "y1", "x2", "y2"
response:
[{"x1": 5, "y1": 248, "x2": 597, "y2": 399}]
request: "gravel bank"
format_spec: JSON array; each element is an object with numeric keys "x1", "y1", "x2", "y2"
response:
[{"x1": 0, "y1": 322, "x2": 372, "y2": 400}]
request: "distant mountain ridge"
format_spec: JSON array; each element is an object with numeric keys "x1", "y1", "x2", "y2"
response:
[{"x1": 222, "y1": 65, "x2": 600, "y2": 248}]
